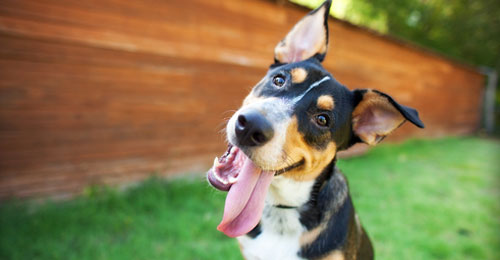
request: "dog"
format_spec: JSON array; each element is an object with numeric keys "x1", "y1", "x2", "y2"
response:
[{"x1": 206, "y1": 1, "x2": 424, "y2": 259}]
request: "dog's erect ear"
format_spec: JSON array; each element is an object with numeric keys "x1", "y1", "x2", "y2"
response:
[
  {"x1": 352, "y1": 89, "x2": 424, "y2": 145},
  {"x1": 274, "y1": 0, "x2": 332, "y2": 64}
]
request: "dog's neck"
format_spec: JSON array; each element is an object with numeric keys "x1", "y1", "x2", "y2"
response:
[{"x1": 257, "y1": 160, "x2": 340, "y2": 238}]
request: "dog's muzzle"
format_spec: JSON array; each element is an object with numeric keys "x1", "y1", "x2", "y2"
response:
[{"x1": 235, "y1": 108, "x2": 274, "y2": 147}]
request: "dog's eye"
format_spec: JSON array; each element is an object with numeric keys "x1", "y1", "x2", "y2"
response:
[
  {"x1": 315, "y1": 114, "x2": 329, "y2": 127},
  {"x1": 272, "y1": 75, "x2": 286, "y2": 87}
]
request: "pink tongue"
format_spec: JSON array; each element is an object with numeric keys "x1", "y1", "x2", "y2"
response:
[{"x1": 217, "y1": 156, "x2": 274, "y2": 237}]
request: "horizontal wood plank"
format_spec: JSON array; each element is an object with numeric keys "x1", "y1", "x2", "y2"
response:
[{"x1": 0, "y1": 0, "x2": 484, "y2": 199}]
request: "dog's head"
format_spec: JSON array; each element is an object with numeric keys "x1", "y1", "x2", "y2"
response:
[{"x1": 207, "y1": 0, "x2": 423, "y2": 237}]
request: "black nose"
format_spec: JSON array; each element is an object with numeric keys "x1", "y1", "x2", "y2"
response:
[{"x1": 235, "y1": 109, "x2": 274, "y2": 147}]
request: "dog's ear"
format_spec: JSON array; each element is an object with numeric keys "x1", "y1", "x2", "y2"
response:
[
  {"x1": 351, "y1": 89, "x2": 424, "y2": 145},
  {"x1": 274, "y1": 0, "x2": 332, "y2": 64}
]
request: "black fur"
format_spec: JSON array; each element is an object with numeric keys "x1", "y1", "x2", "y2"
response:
[
  {"x1": 299, "y1": 196, "x2": 353, "y2": 259},
  {"x1": 372, "y1": 90, "x2": 425, "y2": 128},
  {"x1": 299, "y1": 159, "x2": 336, "y2": 230},
  {"x1": 247, "y1": 222, "x2": 262, "y2": 238},
  {"x1": 229, "y1": 1, "x2": 423, "y2": 259},
  {"x1": 244, "y1": 50, "x2": 423, "y2": 259}
]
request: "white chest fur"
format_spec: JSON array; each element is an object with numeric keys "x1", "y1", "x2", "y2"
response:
[{"x1": 237, "y1": 177, "x2": 315, "y2": 260}]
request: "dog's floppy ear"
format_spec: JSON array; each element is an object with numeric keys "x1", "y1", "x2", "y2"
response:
[
  {"x1": 352, "y1": 89, "x2": 424, "y2": 145},
  {"x1": 274, "y1": 0, "x2": 332, "y2": 64}
]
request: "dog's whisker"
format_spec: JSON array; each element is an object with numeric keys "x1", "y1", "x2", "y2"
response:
[
  {"x1": 221, "y1": 110, "x2": 237, "y2": 116},
  {"x1": 217, "y1": 127, "x2": 227, "y2": 135}
]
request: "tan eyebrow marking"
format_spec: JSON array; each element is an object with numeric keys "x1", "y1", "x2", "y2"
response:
[
  {"x1": 291, "y1": 67, "x2": 307, "y2": 83},
  {"x1": 317, "y1": 95, "x2": 335, "y2": 110}
]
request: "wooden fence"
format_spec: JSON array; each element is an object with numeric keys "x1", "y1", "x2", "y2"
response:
[{"x1": 0, "y1": 0, "x2": 484, "y2": 199}]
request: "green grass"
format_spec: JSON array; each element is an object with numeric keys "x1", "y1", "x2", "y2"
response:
[
  {"x1": 339, "y1": 138, "x2": 500, "y2": 259},
  {"x1": 1, "y1": 137, "x2": 499, "y2": 260}
]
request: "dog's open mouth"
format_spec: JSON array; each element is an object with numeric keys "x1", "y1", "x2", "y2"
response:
[
  {"x1": 206, "y1": 145, "x2": 244, "y2": 191},
  {"x1": 206, "y1": 144, "x2": 303, "y2": 237}
]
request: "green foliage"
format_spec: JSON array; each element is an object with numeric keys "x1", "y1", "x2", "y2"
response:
[
  {"x1": 1, "y1": 138, "x2": 499, "y2": 259},
  {"x1": 344, "y1": 0, "x2": 500, "y2": 69}
]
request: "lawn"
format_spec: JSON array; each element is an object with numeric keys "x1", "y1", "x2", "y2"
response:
[{"x1": 1, "y1": 137, "x2": 499, "y2": 260}]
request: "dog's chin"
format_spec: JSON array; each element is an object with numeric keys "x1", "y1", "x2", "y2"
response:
[
  {"x1": 250, "y1": 149, "x2": 305, "y2": 174},
  {"x1": 247, "y1": 149, "x2": 305, "y2": 175}
]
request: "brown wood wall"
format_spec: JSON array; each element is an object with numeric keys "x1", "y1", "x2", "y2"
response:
[{"x1": 0, "y1": 0, "x2": 484, "y2": 199}]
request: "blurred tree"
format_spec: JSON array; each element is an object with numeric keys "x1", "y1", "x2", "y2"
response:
[
  {"x1": 344, "y1": 0, "x2": 500, "y2": 70},
  {"x1": 343, "y1": 0, "x2": 500, "y2": 134}
]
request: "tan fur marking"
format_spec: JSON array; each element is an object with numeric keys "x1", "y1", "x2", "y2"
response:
[
  {"x1": 300, "y1": 224, "x2": 325, "y2": 246},
  {"x1": 291, "y1": 67, "x2": 308, "y2": 83},
  {"x1": 282, "y1": 116, "x2": 336, "y2": 181},
  {"x1": 352, "y1": 90, "x2": 405, "y2": 145},
  {"x1": 317, "y1": 95, "x2": 335, "y2": 110},
  {"x1": 320, "y1": 250, "x2": 345, "y2": 260}
]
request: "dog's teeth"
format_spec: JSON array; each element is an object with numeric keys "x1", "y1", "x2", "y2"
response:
[
  {"x1": 228, "y1": 175, "x2": 239, "y2": 184},
  {"x1": 214, "y1": 157, "x2": 220, "y2": 167},
  {"x1": 214, "y1": 170, "x2": 228, "y2": 184},
  {"x1": 227, "y1": 149, "x2": 238, "y2": 161}
]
